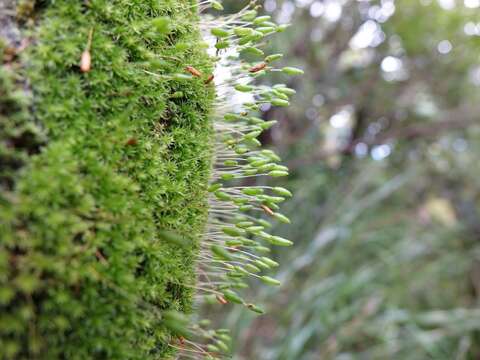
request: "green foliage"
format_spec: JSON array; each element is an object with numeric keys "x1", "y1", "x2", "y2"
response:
[{"x1": 0, "y1": 0, "x2": 214, "y2": 358}]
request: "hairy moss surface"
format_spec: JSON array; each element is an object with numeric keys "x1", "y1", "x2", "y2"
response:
[{"x1": 0, "y1": 0, "x2": 214, "y2": 358}]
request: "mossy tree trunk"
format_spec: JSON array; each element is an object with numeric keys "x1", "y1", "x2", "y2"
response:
[{"x1": 0, "y1": 1, "x2": 214, "y2": 358}]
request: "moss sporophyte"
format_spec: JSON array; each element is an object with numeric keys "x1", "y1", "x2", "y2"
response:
[{"x1": 0, "y1": 0, "x2": 300, "y2": 359}]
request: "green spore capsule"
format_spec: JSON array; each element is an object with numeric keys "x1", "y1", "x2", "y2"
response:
[
  {"x1": 272, "y1": 99, "x2": 290, "y2": 107},
  {"x1": 244, "y1": 169, "x2": 258, "y2": 176},
  {"x1": 235, "y1": 84, "x2": 254, "y2": 92},
  {"x1": 260, "y1": 120, "x2": 277, "y2": 129},
  {"x1": 277, "y1": 24, "x2": 290, "y2": 32},
  {"x1": 245, "y1": 264, "x2": 262, "y2": 273},
  {"x1": 254, "y1": 260, "x2": 270, "y2": 269},
  {"x1": 261, "y1": 149, "x2": 282, "y2": 162},
  {"x1": 240, "y1": 238, "x2": 258, "y2": 246},
  {"x1": 242, "y1": 188, "x2": 264, "y2": 196},
  {"x1": 222, "y1": 227, "x2": 245, "y2": 237},
  {"x1": 277, "y1": 87, "x2": 297, "y2": 95},
  {"x1": 281, "y1": 66, "x2": 304, "y2": 75},
  {"x1": 223, "y1": 160, "x2": 238, "y2": 166},
  {"x1": 210, "y1": 0, "x2": 224, "y2": 10},
  {"x1": 268, "y1": 170, "x2": 289, "y2": 177},
  {"x1": 261, "y1": 257, "x2": 279, "y2": 268},
  {"x1": 255, "y1": 245, "x2": 271, "y2": 253},
  {"x1": 273, "y1": 164, "x2": 289, "y2": 171},
  {"x1": 256, "y1": 26, "x2": 276, "y2": 34},
  {"x1": 226, "y1": 239, "x2": 243, "y2": 247},
  {"x1": 215, "y1": 340, "x2": 230, "y2": 352},
  {"x1": 257, "y1": 219, "x2": 272, "y2": 228},
  {"x1": 224, "y1": 113, "x2": 242, "y2": 121},
  {"x1": 244, "y1": 138, "x2": 262, "y2": 147},
  {"x1": 241, "y1": 47, "x2": 264, "y2": 57},
  {"x1": 242, "y1": 10, "x2": 258, "y2": 21},
  {"x1": 236, "y1": 221, "x2": 254, "y2": 228},
  {"x1": 247, "y1": 304, "x2": 265, "y2": 314},
  {"x1": 253, "y1": 15, "x2": 272, "y2": 26},
  {"x1": 211, "y1": 28, "x2": 230, "y2": 38},
  {"x1": 216, "y1": 333, "x2": 232, "y2": 342},
  {"x1": 215, "y1": 40, "x2": 230, "y2": 49},
  {"x1": 268, "y1": 235, "x2": 293, "y2": 247},
  {"x1": 244, "y1": 130, "x2": 262, "y2": 139},
  {"x1": 235, "y1": 146, "x2": 249, "y2": 154},
  {"x1": 222, "y1": 290, "x2": 244, "y2": 304},
  {"x1": 265, "y1": 53, "x2": 283, "y2": 63},
  {"x1": 273, "y1": 91, "x2": 290, "y2": 100},
  {"x1": 231, "y1": 282, "x2": 249, "y2": 289},
  {"x1": 215, "y1": 191, "x2": 231, "y2": 201},
  {"x1": 208, "y1": 183, "x2": 222, "y2": 192},
  {"x1": 211, "y1": 245, "x2": 233, "y2": 260},
  {"x1": 260, "y1": 276, "x2": 281, "y2": 286},
  {"x1": 273, "y1": 187, "x2": 293, "y2": 197},
  {"x1": 239, "y1": 205, "x2": 254, "y2": 212},
  {"x1": 246, "y1": 226, "x2": 264, "y2": 233},
  {"x1": 226, "y1": 271, "x2": 245, "y2": 279},
  {"x1": 207, "y1": 344, "x2": 220, "y2": 353},
  {"x1": 234, "y1": 27, "x2": 255, "y2": 37},
  {"x1": 221, "y1": 173, "x2": 235, "y2": 181}
]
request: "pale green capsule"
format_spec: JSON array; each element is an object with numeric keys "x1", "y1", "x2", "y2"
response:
[
  {"x1": 265, "y1": 53, "x2": 283, "y2": 63},
  {"x1": 257, "y1": 219, "x2": 272, "y2": 228},
  {"x1": 235, "y1": 84, "x2": 254, "y2": 92},
  {"x1": 211, "y1": 28, "x2": 230, "y2": 38},
  {"x1": 261, "y1": 257, "x2": 279, "y2": 268},
  {"x1": 234, "y1": 27, "x2": 254, "y2": 37},
  {"x1": 221, "y1": 173, "x2": 235, "y2": 181},
  {"x1": 253, "y1": 16, "x2": 272, "y2": 26},
  {"x1": 242, "y1": 10, "x2": 258, "y2": 21},
  {"x1": 281, "y1": 66, "x2": 304, "y2": 75},
  {"x1": 245, "y1": 263, "x2": 261, "y2": 273},
  {"x1": 223, "y1": 160, "x2": 238, "y2": 166},
  {"x1": 215, "y1": 191, "x2": 231, "y2": 201},
  {"x1": 246, "y1": 226, "x2": 264, "y2": 233},
  {"x1": 215, "y1": 40, "x2": 230, "y2": 49},
  {"x1": 223, "y1": 289, "x2": 244, "y2": 304},
  {"x1": 268, "y1": 170, "x2": 289, "y2": 177},
  {"x1": 244, "y1": 169, "x2": 258, "y2": 176},
  {"x1": 247, "y1": 303, "x2": 265, "y2": 314},
  {"x1": 273, "y1": 187, "x2": 293, "y2": 197},
  {"x1": 256, "y1": 26, "x2": 276, "y2": 34},
  {"x1": 277, "y1": 24, "x2": 290, "y2": 32},
  {"x1": 244, "y1": 130, "x2": 262, "y2": 139},
  {"x1": 235, "y1": 221, "x2": 254, "y2": 228},
  {"x1": 208, "y1": 183, "x2": 222, "y2": 192},
  {"x1": 242, "y1": 188, "x2": 264, "y2": 196},
  {"x1": 210, "y1": 0, "x2": 224, "y2": 10},
  {"x1": 260, "y1": 120, "x2": 278, "y2": 130},
  {"x1": 268, "y1": 235, "x2": 293, "y2": 247},
  {"x1": 241, "y1": 47, "x2": 264, "y2": 57},
  {"x1": 211, "y1": 245, "x2": 233, "y2": 260},
  {"x1": 273, "y1": 164, "x2": 289, "y2": 171},
  {"x1": 254, "y1": 245, "x2": 271, "y2": 253},
  {"x1": 222, "y1": 227, "x2": 245, "y2": 237},
  {"x1": 272, "y1": 98, "x2": 290, "y2": 107},
  {"x1": 260, "y1": 276, "x2": 281, "y2": 286},
  {"x1": 277, "y1": 87, "x2": 296, "y2": 95},
  {"x1": 273, "y1": 212, "x2": 291, "y2": 224}
]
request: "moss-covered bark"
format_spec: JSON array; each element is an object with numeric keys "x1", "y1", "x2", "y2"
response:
[{"x1": 0, "y1": 1, "x2": 214, "y2": 358}]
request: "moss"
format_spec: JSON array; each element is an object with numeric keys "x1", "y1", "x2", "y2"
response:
[{"x1": 0, "y1": 0, "x2": 214, "y2": 358}]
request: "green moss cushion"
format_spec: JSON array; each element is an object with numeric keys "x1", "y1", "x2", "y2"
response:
[{"x1": 0, "y1": 1, "x2": 213, "y2": 358}]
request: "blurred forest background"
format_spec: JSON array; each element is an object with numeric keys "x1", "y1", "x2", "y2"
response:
[{"x1": 207, "y1": 0, "x2": 480, "y2": 359}]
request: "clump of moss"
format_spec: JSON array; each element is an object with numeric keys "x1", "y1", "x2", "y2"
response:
[{"x1": 0, "y1": 0, "x2": 214, "y2": 359}]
